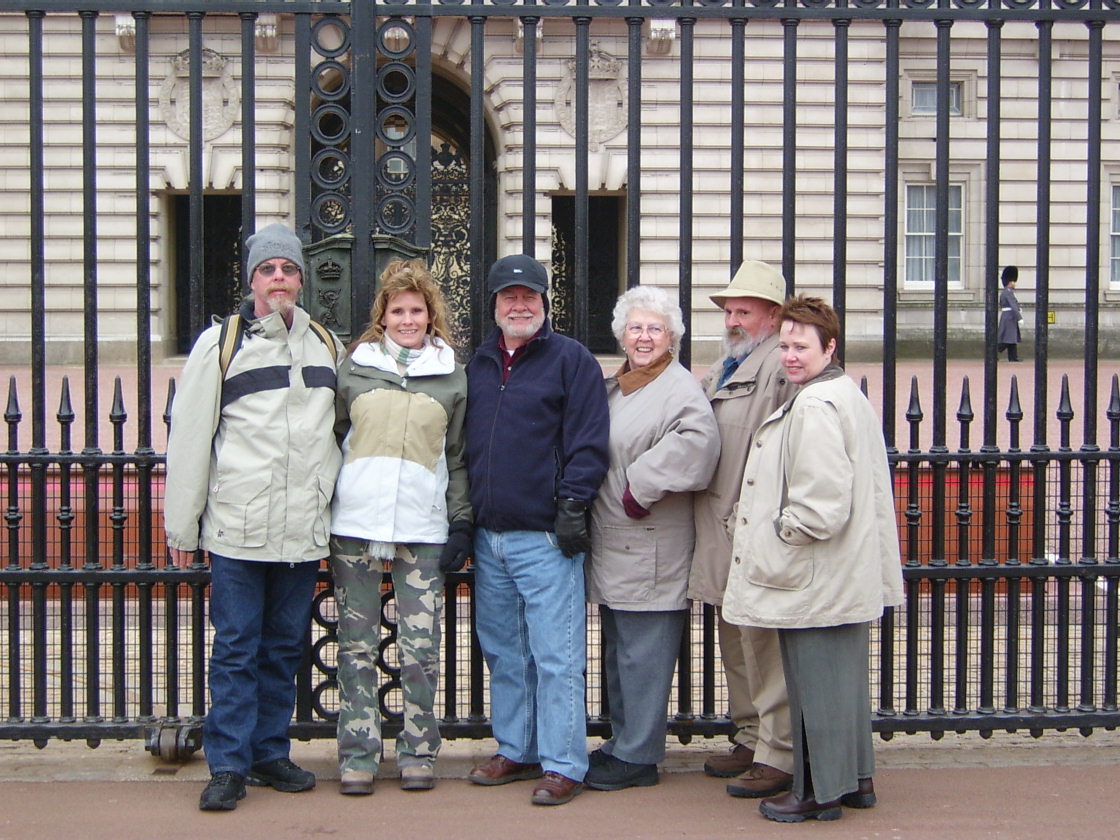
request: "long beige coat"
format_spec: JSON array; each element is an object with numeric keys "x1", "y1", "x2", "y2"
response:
[
  {"x1": 688, "y1": 334, "x2": 797, "y2": 606},
  {"x1": 588, "y1": 361, "x2": 720, "y2": 612},
  {"x1": 722, "y1": 370, "x2": 905, "y2": 629}
]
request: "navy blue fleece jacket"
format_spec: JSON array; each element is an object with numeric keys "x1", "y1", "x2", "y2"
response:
[{"x1": 465, "y1": 320, "x2": 610, "y2": 533}]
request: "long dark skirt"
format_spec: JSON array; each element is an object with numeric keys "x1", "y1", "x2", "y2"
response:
[{"x1": 778, "y1": 622, "x2": 874, "y2": 803}]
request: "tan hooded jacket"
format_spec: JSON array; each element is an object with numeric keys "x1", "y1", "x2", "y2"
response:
[{"x1": 688, "y1": 333, "x2": 797, "y2": 606}]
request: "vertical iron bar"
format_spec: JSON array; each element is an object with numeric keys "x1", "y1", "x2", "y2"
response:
[
  {"x1": 678, "y1": 17, "x2": 695, "y2": 369},
  {"x1": 929, "y1": 20, "x2": 952, "y2": 574},
  {"x1": 26, "y1": 9, "x2": 47, "y2": 727},
  {"x1": 930, "y1": 578, "x2": 946, "y2": 718},
  {"x1": 882, "y1": 17, "x2": 900, "y2": 448},
  {"x1": 469, "y1": 577, "x2": 486, "y2": 722},
  {"x1": 1033, "y1": 18, "x2": 1053, "y2": 440},
  {"x1": 469, "y1": 13, "x2": 486, "y2": 349},
  {"x1": 981, "y1": 18, "x2": 1003, "y2": 569},
  {"x1": 80, "y1": 8, "x2": 103, "y2": 728},
  {"x1": 520, "y1": 15, "x2": 538, "y2": 252},
  {"x1": 58, "y1": 382, "x2": 75, "y2": 722},
  {"x1": 416, "y1": 13, "x2": 433, "y2": 251},
  {"x1": 781, "y1": 18, "x2": 797, "y2": 291},
  {"x1": 187, "y1": 11, "x2": 205, "y2": 342},
  {"x1": 701, "y1": 603, "x2": 717, "y2": 719},
  {"x1": 729, "y1": 16, "x2": 745, "y2": 276},
  {"x1": 626, "y1": 14, "x2": 642, "y2": 289},
  {"x1": 5, "y1": 382, "x2": 23, "y2": 722},
  {"x1": 574, "y1": 18, "x2": 591, "y2": 346},
  {"x1": 1080, "y1": 19, "x2": 1104, "y2": 583},
  {"x1": 133, "y1": 9, "x2": 155, "y2": 721},
  {"x1": 240, "y1": 12, "x2": 257, "y2": 247},
  {"x1": 832, "y1": 15, "x2": 849, "y2": 354},
  {"x1": 294, "y1": 13, "x2": 313, "y2": 242},
  {"x1": 110, "y1": 381, "x2": 127, "y2": 722},
  {"x1": 1106, "y1": 377, "x2": 1120, "y2": 712}
]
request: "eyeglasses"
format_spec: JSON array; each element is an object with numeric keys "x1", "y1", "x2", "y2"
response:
[
  {"x1": 256, "y1": 263, "x2": 301, "y2": 277},
  {"x1": 626, "y1": 323, "x2": 667, "y2": 337}
]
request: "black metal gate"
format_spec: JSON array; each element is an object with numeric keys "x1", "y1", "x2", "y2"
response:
[{"x1": 2, "y1": 1, "x2": 1119, "y2": 758}]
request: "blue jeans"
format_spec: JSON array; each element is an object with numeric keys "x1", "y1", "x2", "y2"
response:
[
  {"x1": 203, "y1": 554, "x2": 318, "y2": 776},
  {"x1": 473, "y1": 529, "x2": 588, "y2": 781}
]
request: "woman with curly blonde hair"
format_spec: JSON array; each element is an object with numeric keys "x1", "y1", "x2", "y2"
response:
[{"x1": 330, "y1": 259, "x2": 471, "y2": 795}]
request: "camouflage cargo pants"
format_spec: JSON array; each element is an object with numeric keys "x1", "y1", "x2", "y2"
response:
[{"x1": 331, "y1": 536, "x2": 444, "y2": 773}]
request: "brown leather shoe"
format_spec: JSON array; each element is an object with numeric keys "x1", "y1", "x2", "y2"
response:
[
  {"x1": 726, "y1": 763, "x2": 794, "y2": 798},
  {"x1": 530, "y1": 771, "x2": 584, "y2": 806},
  {"x1": 703, "y1": 744, "x2": 755, "y2": 778},
  {"x1": 467, "y1": 754, "x2": 544, "y2": 786},
  {"x1": 759, "y1": 790, "x2": 842, "y2": 822},
  {"x1": 840, "y1": 777, "x2": 876, "y2": 808}
]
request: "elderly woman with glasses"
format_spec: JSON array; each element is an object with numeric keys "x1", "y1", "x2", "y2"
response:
[{"x1": 584, "y1": 285, "x2": 720, "y2": 792}]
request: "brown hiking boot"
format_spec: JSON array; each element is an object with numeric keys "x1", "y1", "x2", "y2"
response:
[
  {"x1": 703, "y1": 744, "x2": 756, "y2": 778},
  {"x1": 726, "y1": 763, "x2": 794, "y2": 798}
]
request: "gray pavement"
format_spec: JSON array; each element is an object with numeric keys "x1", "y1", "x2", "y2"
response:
[{"x1": 1, "y1": 730, "x2": 1119, "y2": 839}]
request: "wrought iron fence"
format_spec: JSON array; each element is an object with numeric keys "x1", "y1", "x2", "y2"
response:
[{"x1": 2, "y1": 0, "x2": 1119, "y2": 757}]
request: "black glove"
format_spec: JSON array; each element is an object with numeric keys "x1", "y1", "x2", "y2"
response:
[
  {"x1": 439, "y1": 520, "x2": 473, "y2": 573},
  {"x1": 554, "y1": 498, "x2": 592, "y2": 558}
]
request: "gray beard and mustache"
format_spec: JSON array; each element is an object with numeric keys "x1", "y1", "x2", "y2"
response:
[
  {"x1": 264, "y1": 292, "x2": 297, "y2": 315},
  {"x1": 723, "y1": 327, "x2": 764, "y2": 359}
]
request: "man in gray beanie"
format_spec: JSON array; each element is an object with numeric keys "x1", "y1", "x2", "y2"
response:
[
  {"x1": 244, "y1": 222, "x2": 307, "y2": 326},
  {"x1": 165, "y1": 222, "x2": 344, "y2": 811}
]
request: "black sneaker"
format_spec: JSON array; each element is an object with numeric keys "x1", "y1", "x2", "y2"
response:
[
  {"x1": 246, "y1": 757, "x2": 316, "y2": 792},
  {"x1": 584, "y1": 754, "x2": 659, "y2": 791},
  {"x1": 199, "y1": 771, "x2": 246, "y2": 811},
  {"x1": 588, "y1": 748, "x2": 611, "y2": 769}
]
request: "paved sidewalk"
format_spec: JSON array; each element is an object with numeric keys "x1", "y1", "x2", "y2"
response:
[{"x1": 2, "y1": 730, "x2": 1118, "y2": 839}]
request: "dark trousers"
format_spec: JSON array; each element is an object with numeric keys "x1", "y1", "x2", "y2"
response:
[
  {"x1": 203, "y1": 554, "x2": 318, "y2": 775},
  {"x1": 997, "y1": 342, "x2": 1020, "y2": 361}
]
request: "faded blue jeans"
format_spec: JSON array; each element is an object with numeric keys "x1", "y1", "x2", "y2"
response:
[
  {"x1": 473, "y1": 528, "x2": 588, "y2": 782},
  {"x1": 203, "y1": 554, "x2": 318, "y2": 776}
]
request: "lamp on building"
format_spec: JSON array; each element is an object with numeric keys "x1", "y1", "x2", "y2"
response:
[
  {"x1": 255, "y1": 13, "x2": 279, "y2": 53},
  {"x1": 646, "y1": 19, "x2": 676, "y2": 56},
  {"x1": 115, "y1": 14, "x2": 136, "y2": 53},
  {"x1": 515, "y1": 19, "x2": 545, "y2": 56}
]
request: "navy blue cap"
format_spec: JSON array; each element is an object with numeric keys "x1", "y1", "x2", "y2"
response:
[{"x1": 487, "y1": 254, "x2": 549, "y2": 296}]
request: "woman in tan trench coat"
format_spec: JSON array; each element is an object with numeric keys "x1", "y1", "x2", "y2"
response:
[{"x1": 723, "y1": 295, "x2": 904, "y2": 823}]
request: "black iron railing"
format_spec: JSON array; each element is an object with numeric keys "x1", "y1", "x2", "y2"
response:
[{"x1": 2, "y1": 2, "x2": 1119, "y2": 756}]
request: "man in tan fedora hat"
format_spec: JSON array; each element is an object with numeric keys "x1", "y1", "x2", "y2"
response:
[{"x1": 688, "y1": 259, "x2": 798, "y2": 799}]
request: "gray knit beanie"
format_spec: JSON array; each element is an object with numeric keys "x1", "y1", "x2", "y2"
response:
[{"x1": 245, "y1": 223, "x2": 306, "y2": 277}]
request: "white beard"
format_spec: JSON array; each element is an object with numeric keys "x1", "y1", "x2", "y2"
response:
[{"x1": 723, "y1": 327, "x2": 763, "y2": 360}]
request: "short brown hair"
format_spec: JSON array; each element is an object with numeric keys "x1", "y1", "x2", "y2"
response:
[
  {"x1": 779, "y1": 295, "x2": 841, "y2": 363},
  {"x1": 351, "y1": 259, "x2": 455, "y2": 351}
]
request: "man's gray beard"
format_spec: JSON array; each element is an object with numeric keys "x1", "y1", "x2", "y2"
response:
[
  {"x1": 265, "y1": 294, "x2": 296, "y2": 315},
  {"x1": 501, "y1": 312, "x2": 545, "y2": 340},
  {"x1": 723, "y1": 329, "x2": 762, "y2": 360}
]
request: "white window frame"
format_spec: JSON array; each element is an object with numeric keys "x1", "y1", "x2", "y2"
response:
[
  {"x1": 911, "y1": 81, "x2": 963, "y2": 116},
  {"x1": 903, "y1": 182, "x2": 965, "y2": 290},
  {"x1": 1112, "y1": 184, "x2": 1120, "y2": 288},
  {"x1": 901, "y1": 69, "x2": 978, "y2": 120}
]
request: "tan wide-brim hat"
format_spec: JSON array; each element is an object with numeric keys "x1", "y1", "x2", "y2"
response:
[{"x1": 708, "y1": 259, "x2": 787, "y2": 308}]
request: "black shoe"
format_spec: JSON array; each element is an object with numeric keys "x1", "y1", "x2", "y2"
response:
[
  {"x1": 589, "y1": 748, "x2": 611, "y2": 769},
  {"x1": 199, "y1": 771, "x2": 246, "y2": 811},
  {"x1": 246, "y1": 757, "x2": 316, "y2": 792},
  {"x1": 584, "y1": 754, "x2": 659, "y2": 791}
]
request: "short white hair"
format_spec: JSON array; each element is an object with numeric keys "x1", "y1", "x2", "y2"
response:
[{"x1": 610, "y1": 285, "x2": 685, "y2": 357}]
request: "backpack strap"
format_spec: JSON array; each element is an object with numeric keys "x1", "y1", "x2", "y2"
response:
[
  {"x1": 306, "y1": 319, "x2": 340, "y2": 358},
  {"x1": 217, "y1": 313, "x2": 245, "y2": 380},
  {"x1": 218, "y1": 312, "x2": 337, "y2": 383}
]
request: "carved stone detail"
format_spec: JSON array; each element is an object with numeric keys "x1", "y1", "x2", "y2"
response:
[
  {"x1": 554, "y1": 46, "x2": 627, "y2": 152},
  {"x1": 159, "y1": 48, "x2": 240, "y2": 143}
]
